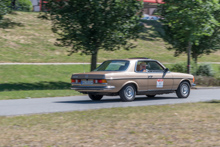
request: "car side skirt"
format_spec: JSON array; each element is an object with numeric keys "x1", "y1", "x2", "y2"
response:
[{"x1": 137, "y1": 90, "x2": 175, "y2": 95}]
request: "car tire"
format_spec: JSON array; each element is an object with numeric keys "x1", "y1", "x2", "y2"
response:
[
  {"x1": 88, "y1": 94, "x2": 103, "y2": 101},
  {"x1": 146, "y1": 95, "x2": 156, "y2": 97},
  {"x1": 176, "y1": 81, "x2": 190, "y2": 98},
  {"x1": 119, "y1": 84, "x2": 136, "y2": 102}
]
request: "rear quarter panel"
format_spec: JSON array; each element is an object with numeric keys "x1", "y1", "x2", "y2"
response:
[{"x1": 105, "y1": 72, "x2": 141, "y2": 92}]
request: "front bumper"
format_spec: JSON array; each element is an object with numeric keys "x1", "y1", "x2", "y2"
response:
[{"x1": 71, "y1": 85, "x2": 115, "y2": 91}]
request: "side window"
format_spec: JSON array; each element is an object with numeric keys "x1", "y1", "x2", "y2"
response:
[
  {"x1": 148, "y1": 62, "x2": 164, "y2": 72},
  {"x1": 136, "y1": 61, "x2": 146, "y2": 72},
  {"x1": 136, "y1": 61, "x2": 150, "y2": 72},
  {"x1": 136, "y1": 61, "x2": 164, "y2": 72}
]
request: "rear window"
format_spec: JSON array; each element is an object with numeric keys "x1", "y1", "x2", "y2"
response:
[{"x1": 94, "y1": 60, "x2": 129, "y2": 71}]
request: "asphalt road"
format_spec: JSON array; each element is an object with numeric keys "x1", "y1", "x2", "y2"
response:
[{"x1": 0, "y1": 89, "x2": 220, "y2": 116}]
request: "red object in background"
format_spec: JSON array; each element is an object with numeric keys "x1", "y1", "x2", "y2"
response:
[
  {"x1": 40, "y1": 0, "x2": 165, "y2": 11},
  {"x1": 40, "y1": 0, "x2": 68, "y2": 11},
  {"x1": 40, "y1": 0, "x2": 48, "y2": 11},
  {"x1": 143, "y1": 0, "x2": 165, "y2": 4}
]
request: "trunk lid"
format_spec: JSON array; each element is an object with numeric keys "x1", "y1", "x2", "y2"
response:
[{"x1": 71, "y1": 71, "x2": 116, "y2": 79}]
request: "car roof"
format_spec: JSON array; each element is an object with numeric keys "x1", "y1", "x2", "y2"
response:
[{"x1": 105, "y1": 58, "x2": 158, "y2": 62}]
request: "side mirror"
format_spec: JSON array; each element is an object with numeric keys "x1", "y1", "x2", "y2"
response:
[{"x1": 164, "y1": 68, "x2": 169, "y2": 72}]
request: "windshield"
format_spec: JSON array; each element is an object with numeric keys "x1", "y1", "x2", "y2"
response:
[{"x1": 94, "y1": 60, "x2": 130, "y2": 71}]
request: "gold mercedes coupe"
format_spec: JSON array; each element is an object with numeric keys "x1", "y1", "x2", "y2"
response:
[{"x1": 71, "y1": 58, "x2": 195, "y2": 102}]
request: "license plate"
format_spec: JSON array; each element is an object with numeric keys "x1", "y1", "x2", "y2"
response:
[{"x1": 81, "y1": 80, "x2": 93, "y2": 85}]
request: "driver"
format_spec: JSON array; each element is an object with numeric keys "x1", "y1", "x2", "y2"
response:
[{"x1": 140, "y1": 62, "x2": 147, "y2": 72}]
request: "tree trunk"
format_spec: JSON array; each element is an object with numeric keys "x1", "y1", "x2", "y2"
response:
[
  {"x1": 90, "y1": 50, "x2": 98, "y2": 71},
  {"x1": 194, "y1": 54, "x2": 198, "y2": 65},
  {"x1": 194, "y1": 54, "x2": 198, "y2": 75},
  {"x1": 11, "y1": 0, "x2": 16, "y2": 9},
  {"x1": 187, "y1": 42, "x2": 192, "y2": 74}
]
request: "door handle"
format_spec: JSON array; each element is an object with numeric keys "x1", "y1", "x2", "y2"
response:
[{"x1": 148, "y1": 75, "x2": 153, "y2": 78}]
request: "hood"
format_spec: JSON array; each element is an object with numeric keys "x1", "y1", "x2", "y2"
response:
[{"x1": 171, "y1": 72, "x2": 194, "y2": 78}]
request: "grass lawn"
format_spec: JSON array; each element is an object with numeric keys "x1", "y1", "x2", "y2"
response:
[
  {"x1": 0, "y1": 102, "x2": 220, "y2": 146},
  {"x1": 0, "y1": 65, "x2": 91, "y2": 100},
  {"x1": 211, "y1": 64, "x2": 220, "y2": 78},
  {"x1": 0, "y1": 12, "x2": 219, "y2": 63},
  {"x1": 0, "y1": 90, "x2": 80, "y2": 100}
]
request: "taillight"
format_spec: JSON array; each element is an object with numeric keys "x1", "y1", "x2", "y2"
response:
[
  {"x1": 93, "y1": 79, "x2": 107, "y2": 84},
  {"x1": 71, "y1": 79, "x2": 81, "y2": 83},
  {"x1": 193, "y1": 76, "x2": 195, "y2": 83},
  {"x1": 76, "y1": 79, "x2": 81, "y2": 83}
]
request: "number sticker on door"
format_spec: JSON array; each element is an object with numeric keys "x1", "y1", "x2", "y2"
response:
[{"x1": 157, "y1": 79, "x2": 163, "y2": 88}]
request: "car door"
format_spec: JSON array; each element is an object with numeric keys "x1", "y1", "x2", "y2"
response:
[
  {"x1": 146, "y1": 61, "x2": 173, "y2": 90},
  {"x1": 134, "y1": 61, "x2": 149, "y2": 91}
]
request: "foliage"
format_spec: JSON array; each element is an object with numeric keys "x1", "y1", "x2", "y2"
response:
[
  {"x1": 170, "y1": 62, "x2": 214, "y2": 77},
  {"x1": 41, "y1": 0, "x2": 143, "y2": 71},
  {"x1": 195, "y1": 76, "x2": 220, "y2": 86},
  {"x1": 157, "y1": 0, "x2": 220, "y2": 67},
  {"x1": 196, "y1": 64, "x2": 214, "y2": 77},
  {"x1": 169, "y1": 62, "x2": 187, "y2": 73},
  {"x1": 190, "y1": 12, "x2": 220, "y2": 63},
  {"x1": 169, "y1": 62, "x2": 196, "y2": 75},
  {"x1": 0, "y1": 0, "x2": 10, "y2": 20},
  {"x1": 16, "y1": 0, "x2": 32, "y2": 11}
]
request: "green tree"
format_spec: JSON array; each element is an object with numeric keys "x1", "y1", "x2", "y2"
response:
[
  {"x1": 158, "y1": 0, "x2": 220, "y2": 73},
  {"x1": 41, "y1": 0, "x2": 143, "y2": 71},
  {"x1": 0, "y1": 0, "x2": 10, "y2": 20}
]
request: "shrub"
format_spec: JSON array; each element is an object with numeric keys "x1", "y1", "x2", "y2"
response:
[
  {"x1": 196, "y1": 64, "x2": 214, "y2": 77},
  {"x1": 170, "y1": 63, "x2": 214, "y2": 77},
  {"x1": 170, "y1": 62, "x2": 187, "y2": 73},
  {"x1": 0, "y1": 1, "x2": 10, "y2": 20},
  {"x1": 16, "y1": 0, "x2": 32, "y2": 12},
  {"x1": 195, "y1": 76, "x2": 220, "y2": 86}
]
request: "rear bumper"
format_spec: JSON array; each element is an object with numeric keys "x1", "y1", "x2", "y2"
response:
[
  {"x1": 192, "y1": 83, "x2": 196, "y2": 87},
  {"x1": 71, "y1": 85, "x2": 115, "y2": 91}
]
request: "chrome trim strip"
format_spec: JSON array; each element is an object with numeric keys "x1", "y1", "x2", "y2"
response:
[
  {"x1": 106, "y1": 78, "x2": 182, "y2": 80},
  {"x1": 71, "y1": 82, "x2": 81, "y2": 84},
  {"x1": 138, "y1": 89, "x2": 173, "y2": 92},
  {"x1": 93, "y1": 83, "x2": 108, "y2": 85},
  {"x1": 71, "y1": 77, "x2": 105, "y2": 79},
  {"x1": 71, "y1": 82, "x2": 107, "y2": 85},
  {"x1": 71, "y1": 86, "x2": 115, "y2": 90}
]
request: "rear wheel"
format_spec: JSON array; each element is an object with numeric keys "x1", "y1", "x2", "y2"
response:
[
  {"x1": 119, "y1": 84, "x2": 136, "y2": 102},
  {"x1": 176, "y1": 81, "x2": 190, "y2": 98},
  {"x1": 88, "y1": 94, "x2": 103, "y2": 101},
  {"x1": 146, "y1": 95, "x2": 156, "y2": 97}
]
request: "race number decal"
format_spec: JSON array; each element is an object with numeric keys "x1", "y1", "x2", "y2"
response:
[{"x1": 157, "y1": 79, "x2": 163, "y2": 88}]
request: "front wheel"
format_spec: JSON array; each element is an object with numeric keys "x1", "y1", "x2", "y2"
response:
[
  {"x1": 119, "y1": 84, "x2": 136, "y2": 102},
  {"x1": 176, "y1": 81, "x2": 190, "y2": 98},
  {"x1": 88, "y1": 94, "x2": 103, "y2": 101}
]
